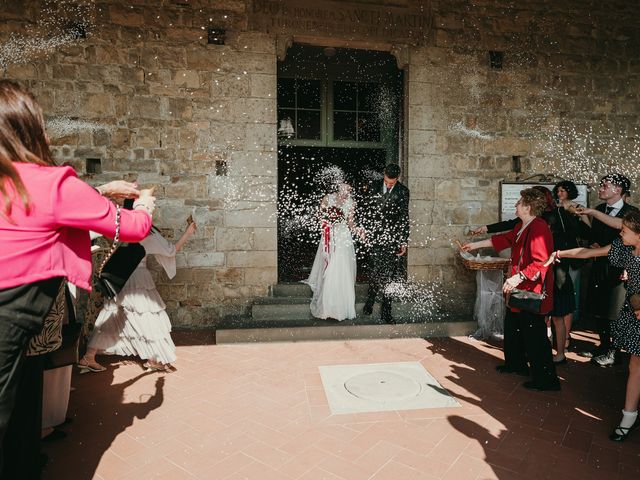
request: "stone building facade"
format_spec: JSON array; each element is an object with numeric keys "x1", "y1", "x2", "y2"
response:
[{"x1": 1, "y1": 0, "x2": 639, "y2": 326}]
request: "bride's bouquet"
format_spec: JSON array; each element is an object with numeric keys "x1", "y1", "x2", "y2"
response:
[{"x1": 322, "y1": 206, "x2": 345, "y2": 224}]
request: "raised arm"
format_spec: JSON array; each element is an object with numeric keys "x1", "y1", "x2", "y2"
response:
[
  {"x1": 545, "y1": 244, "x2": 612, "y2": 267},
  {"x1": 577, "y1": 207, "x2": 622, "y2": 230},
  {"x1": 175, "y1": 221, "x2": 197, "y2": 253},
  {"x1": 462, "y1": 238, "x2": 493, "y2": 251}
]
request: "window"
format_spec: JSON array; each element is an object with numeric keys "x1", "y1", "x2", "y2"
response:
[
  {"x1": 332, "y1": 81, "x2": 381, "y2": 142},
  {"x1": 277, "y1": 79, "x2": 322, "y2": 141},
  {"x1": 277, "y1": 78, "x2": 385, "y2": 146}
]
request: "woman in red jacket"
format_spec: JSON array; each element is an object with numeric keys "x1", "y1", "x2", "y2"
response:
[
  {"x1": 464, "y1": 188, "x2": 560, "y2": 391},
  {"x1": 0, "y1": 80, "x2": 154, "y2": 477}
]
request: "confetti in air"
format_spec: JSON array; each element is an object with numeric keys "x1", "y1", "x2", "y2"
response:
[
  {"x1": 0, "y1": 0, "x2": 95, "y2": 69},
  {"x1": 46, "y1": 116, "x2": 109, "y2": 138},
  {"x1": 450, "y1": 122, "x2": 494, "y2": 141}
]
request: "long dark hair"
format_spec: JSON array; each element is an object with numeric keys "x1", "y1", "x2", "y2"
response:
[{"x1": 0, "y1": 80, "x2": 55, "y2": 218}]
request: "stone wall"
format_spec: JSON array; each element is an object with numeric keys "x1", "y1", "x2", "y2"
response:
[
  {"x1": 2, "y1": 0, "x2": 639, "y2": 324},
  {"x1": 406, "y1": 0, "x2": 640, "y2": 314}
]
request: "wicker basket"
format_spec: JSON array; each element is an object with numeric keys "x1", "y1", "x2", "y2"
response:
[{"x1": 459, "y1": 252, "x2": 511, "y2": 271}]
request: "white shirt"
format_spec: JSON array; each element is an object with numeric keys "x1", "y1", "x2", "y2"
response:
[
  {"x1": 606, "y1": 198, "x2": 624, "y2": 217},
  {"x1": 383, "y1": 184, "x2": 394, "y2": 195}
]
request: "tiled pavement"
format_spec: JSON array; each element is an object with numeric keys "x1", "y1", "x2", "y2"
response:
[{"x1": 43, "y1": 330, "x2": 640, "y2": 480}]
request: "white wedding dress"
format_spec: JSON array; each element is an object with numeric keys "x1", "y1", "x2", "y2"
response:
[
  {"x1": 88, "y1": 230, "x2": 177, "y2": 364},
  {"x1": 303, "y1": 193, "x2": 357, "y2": 320}
]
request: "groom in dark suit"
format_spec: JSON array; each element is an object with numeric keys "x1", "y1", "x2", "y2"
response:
[{"x1": 361, "y1": 163, "x2": 410, "y2": 324}]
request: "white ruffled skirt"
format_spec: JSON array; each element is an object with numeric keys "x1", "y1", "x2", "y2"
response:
[{"x1": 88, "y1": 266, "x2": 176, "y2": 364}]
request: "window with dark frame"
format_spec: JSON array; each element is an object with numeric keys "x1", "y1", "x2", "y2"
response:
[{"x1": 277, "y1": 78, "x2": 383, "y2": 145}]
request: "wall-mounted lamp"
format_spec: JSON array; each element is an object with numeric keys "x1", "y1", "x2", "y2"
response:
[
  {"x1": 277, "y1": 118, "x2": 295, "y2": 139},
  {"x1": 323, "y1": 47, "x2": 336, "y2": 58},
  {"x1": 489, "y1": 51, "x2": 503, "y2": 70},
  {"x1": 208, "y1": 28, "x2": 226, "y2": 45}
]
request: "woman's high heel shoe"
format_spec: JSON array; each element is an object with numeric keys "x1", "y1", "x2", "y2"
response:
[{"x1": 609, "y1": 423, "x2": 637, "y2": 442}]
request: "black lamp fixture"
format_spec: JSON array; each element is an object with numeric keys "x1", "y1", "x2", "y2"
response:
[
  {"x1": 208, "y1": 28, "x2": 226, "y2": 45},
  {"x1": 489, "y1": 50, "x2": 503, "y2": 70}
]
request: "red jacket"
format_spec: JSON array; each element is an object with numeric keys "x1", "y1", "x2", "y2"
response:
[{"x1": 491, "y1": 217, "x2": 554, "y2": 314}]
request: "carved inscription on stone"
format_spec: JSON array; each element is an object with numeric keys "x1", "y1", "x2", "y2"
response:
[{"x1": 249, "y1": 0, "x2": 432, "y2": 45}]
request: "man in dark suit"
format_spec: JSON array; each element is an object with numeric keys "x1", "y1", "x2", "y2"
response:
[
  {"x1": 361, "y1": 164, "x2": 410, "y2": 324},
  {"x1": 583, "y1": 173, "x2": 637, "y2": 366}
]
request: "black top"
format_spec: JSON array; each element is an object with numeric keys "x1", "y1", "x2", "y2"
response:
[{"x1": 588, "y1": 202, "x2": 638, "y2": 281}]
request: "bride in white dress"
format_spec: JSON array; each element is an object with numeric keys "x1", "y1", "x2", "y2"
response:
[{"x1": 304, "y1": 183, "x2": 362, "y2": 320}]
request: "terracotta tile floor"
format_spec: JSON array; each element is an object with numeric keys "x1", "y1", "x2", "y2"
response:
[{"x1": 42, "y1": 330, "x2": 640, "y2": 479}]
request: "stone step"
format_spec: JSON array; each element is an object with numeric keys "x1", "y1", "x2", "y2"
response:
[
  {"x1": 215, "y1": 318, "x2": 476, "y2": 344},
  {"x1": 252, "y1": 300, "x2": 449, "y2": 322},
  {"x1": 270, "y1": 282, "x2": 370, "y2": 299}
]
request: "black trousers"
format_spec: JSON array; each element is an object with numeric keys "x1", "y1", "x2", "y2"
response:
[
  {"x1": 587, "y1": 273, "x2": 626, "y2": 350},
  {"x1": 0, "y1": 278, "x2": 61, "y2": 474},
  {"x1": 366, "y1": 246, "x2": 401, "y2": 318},
  {"x1": 1, "y1": 355, "x2": 44, "y2": 480},
  {"x1": 504, "y1": 310, "x2": 558, "y2": 386}
]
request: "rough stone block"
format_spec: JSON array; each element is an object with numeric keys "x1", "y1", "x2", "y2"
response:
[
  {"x1": 82, "y1": 93, "x2": 115, "y2": 117},
  {"x1": 408, "y1": 129, "x2": 437, "y2": 155},
  {"x1": 227, "y1": 251, "x2": 276, "y2": 268},
  {"x1": 228, "y1": 151, "x2": 276, "y2": 176},
  {"x1": 172, "y1": 70, "x2": 202, "y2": 89},
  {"x1": 210, "y1": 73, "x2": 251, "y2": 98},
  {"x1": 180, "y1": 252, "x2": 225, "y2": 268},
  {"x1": 244, "y1": 267, "x2": 277, "y2": 286},
  {"x1": 249, "y1": 74, "x2": 277, "y2": 99},
  {"x1": 216, "y1": 227, "x2": 252, "y2": 251},
  {"x1": 214, "y1": 268, "x2": 244, "y2": 285},
  {"x1": 245, "y1": 122, "x2": 277, "y2": 151},
  {"x1": 224, "y1": 202, "x2": 276, "y2": 228},
  {"x1": 251, "y1": 228, "x2": 277, "y2": 251}
]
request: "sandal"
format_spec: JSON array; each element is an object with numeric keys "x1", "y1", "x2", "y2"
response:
[
  {"x1": 609, "y1": 423, "x2": 637, "y2": 442},
  {"x1": 77, "y1": 358, "x2": 106, "y2": 373}
]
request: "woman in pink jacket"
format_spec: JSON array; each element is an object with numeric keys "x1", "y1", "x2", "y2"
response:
[{"x1": 0, "y1": 80, "x2": 154, "y2": 477}]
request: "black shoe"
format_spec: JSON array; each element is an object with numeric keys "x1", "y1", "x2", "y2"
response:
[
  {"x1": 609, "y1": 423, "x2": 637, "y2": 442},
  {"x1": 362, "y1": 302, "x2": 373, "y2": 315},
  {"x1": 591, "y1": 349, "x2": 616, "y2": 367},
  {"x1": 381, "y1": 314, "x2": 395, "y2": 324},
  {"x1": 42, "y1": 428, "x2": 67, "y2": 443},
  {"x1": 495, "y1": 365, "x2": 530, "y2": 376},
  {"x1": 578, "y1": 347, "x2": 606, "y2": 359},
  {"x1": 522, "y1": 380, "x2": 561, "y2": 391}
]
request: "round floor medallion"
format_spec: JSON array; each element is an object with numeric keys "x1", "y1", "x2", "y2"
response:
[{"x1": 343, "y1": 371, "x2": 422, "y2": 402}]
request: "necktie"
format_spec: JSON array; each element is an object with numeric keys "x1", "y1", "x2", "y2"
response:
[{"x1": 605, "y1": 205, "x2": 614, "y2": 215}]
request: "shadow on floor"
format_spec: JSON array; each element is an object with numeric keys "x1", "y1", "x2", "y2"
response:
[
  {"x1": 41, "y1": 361, "x2": 164, "y2": 480},
  {"x1": 427, "y1": 332, "x2": 640, "y2": 479}
]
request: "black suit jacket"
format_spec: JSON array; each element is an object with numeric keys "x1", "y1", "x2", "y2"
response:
[
  {"x1": 363, "y1": 179, "x2": 410, "y2": 250},
  {"x1": 589, "y1": 201, "x2": 638, "y2": 284}
]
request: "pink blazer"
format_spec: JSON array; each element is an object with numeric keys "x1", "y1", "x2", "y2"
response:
[{"x1": 0, "y1": 163, "x2": 152, "y2": 291}]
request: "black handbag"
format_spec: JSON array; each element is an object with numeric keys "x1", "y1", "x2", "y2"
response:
[
  {"x1": 506, "y1": 225, "x2": 547, "y2": 314},
  {"x1": 94, "y1": 205, "x2": 146, "y2": 299},
  {"x1": 507, "y1": 288, "x2": 545, "y2": 313}
]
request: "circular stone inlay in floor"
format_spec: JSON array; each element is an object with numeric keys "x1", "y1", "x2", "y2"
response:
[{"x1": 343, "y1": 371, "x2": 423, "y2": 402}]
